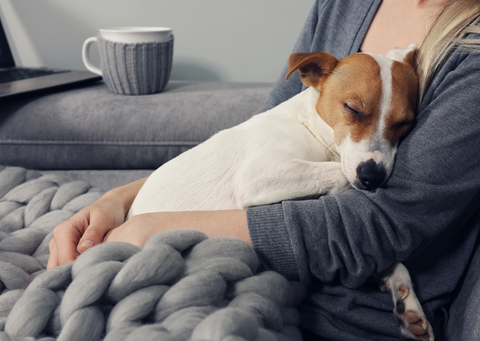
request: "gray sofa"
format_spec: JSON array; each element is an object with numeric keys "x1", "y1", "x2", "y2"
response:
[
  {"x1": 1, "y1": 80, "x2": 479, "y2": 340},
  {"x1": 1, "y1": 81, "x2": 272, "y2": 190}
]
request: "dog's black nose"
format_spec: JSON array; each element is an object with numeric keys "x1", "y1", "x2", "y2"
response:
[{"x1": 356, "y1": 159, "x2": 387, "y2": 190}]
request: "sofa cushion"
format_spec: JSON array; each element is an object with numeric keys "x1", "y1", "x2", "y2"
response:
[{"x1": 1, "y1": 81, "x2": 272, "y2": 170}]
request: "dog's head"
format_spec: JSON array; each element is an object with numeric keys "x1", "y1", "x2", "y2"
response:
[{"x1": 286, "y1": 45, "x2": 418, "y2": 190}]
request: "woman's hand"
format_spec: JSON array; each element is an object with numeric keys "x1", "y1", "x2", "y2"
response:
[
  {"x1": 47, "y1": 178, "x2": 147, "y2": 270},
  {"x1": 102, "y1": 212, "x2": 166, "y2": 248},
  {"x1": 47, "y1": 194, "x2": 125, "y2": 269}
]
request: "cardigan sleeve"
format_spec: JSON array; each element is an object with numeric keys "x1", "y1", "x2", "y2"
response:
[
  {"x1": 247, "y1": 48, "x2": 480, "y2": 289},
  {"x1": 256, "y1": 0, "x2": 320, "y2": 114}
]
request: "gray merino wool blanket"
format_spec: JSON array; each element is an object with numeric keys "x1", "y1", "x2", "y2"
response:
[{"x1": 0, "y1": 166, "x2": 307, "y2": 341}]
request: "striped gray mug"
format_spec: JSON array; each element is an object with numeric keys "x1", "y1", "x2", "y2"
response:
[{"x1": 82, "y1": 27, "x2": 174, "y2": 95}]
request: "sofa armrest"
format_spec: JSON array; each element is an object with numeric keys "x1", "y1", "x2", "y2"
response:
[{"x1": 1, "y1": 81, "x2": 272, "y2": 170}]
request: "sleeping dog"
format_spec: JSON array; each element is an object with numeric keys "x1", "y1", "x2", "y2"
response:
[{"x1": 128, "y1": 44, "x2": 434, "y2": 340}]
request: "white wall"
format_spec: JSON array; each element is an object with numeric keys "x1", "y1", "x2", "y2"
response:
[{"x1": 0, "y1": 0, "x2": 313, "y2": 82}]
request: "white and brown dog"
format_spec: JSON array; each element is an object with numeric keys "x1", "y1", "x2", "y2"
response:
[{"x1": 128, "y1": 44, "x2": 434, "y2": 340}]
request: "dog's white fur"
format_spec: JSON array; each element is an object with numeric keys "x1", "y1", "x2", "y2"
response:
[
  {"x1": 127, "y1": 44, "x2": 433, "y2": 340},
  {"x1": 128, "y1": 86, "x2": 348, "y2": 215}
]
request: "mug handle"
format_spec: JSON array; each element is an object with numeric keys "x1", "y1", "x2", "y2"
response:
[{"x1": 82, "y1": 37, "x2": 102, "y2": 76}]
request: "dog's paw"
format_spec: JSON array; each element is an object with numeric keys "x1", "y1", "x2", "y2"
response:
[
  {"x1": 335, "y1": 174, "x2": 351, "y2": 194},
  {"x1": 386, "y1": 284, "x2": 434, "y2": 341},
  {"x1": 379, "y1": 262, "x2": 434, "y2": 341},
  {"x1": 320, "y1": 163, "x2": 351, "y2": 196}
]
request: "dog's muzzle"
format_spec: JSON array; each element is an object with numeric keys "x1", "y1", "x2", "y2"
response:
[{"x1": 356, "y1": 159, "x2": 387, "y2": 190}]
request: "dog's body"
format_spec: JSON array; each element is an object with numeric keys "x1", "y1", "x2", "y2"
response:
[
  {"x1": 129, "y1": 86, "x2": 347, "y2": 214},
  {"x1": 128, "y1": 45, "x2": 434, "y2": 340}
]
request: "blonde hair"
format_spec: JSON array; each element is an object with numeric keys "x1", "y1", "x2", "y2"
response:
[{"x1": 418, "y1": 0, "x2": 480, "y2": 102}]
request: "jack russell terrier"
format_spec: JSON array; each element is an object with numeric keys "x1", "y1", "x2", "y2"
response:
[{"x1": 128, "y1": 44, "x2": 434, "y2": 340}]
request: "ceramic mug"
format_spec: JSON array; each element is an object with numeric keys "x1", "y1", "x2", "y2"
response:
[{"x1": 82, "y1": 27, "x2": 174, "y2": 95}]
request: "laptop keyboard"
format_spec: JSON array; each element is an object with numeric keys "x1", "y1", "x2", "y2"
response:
[{"x1": 0, "y1": 68, "x2": 68, "y2": 84}]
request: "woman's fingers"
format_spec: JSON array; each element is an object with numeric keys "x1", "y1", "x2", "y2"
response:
[
  {"x1": 47, "y1": 218, "x2": 82, "y2": 269},
  {"x1": 77, "y1": 209, "x2": 121, "y2": 253},
  {"x1": 47, "y1": 238, "x2": 58, "y2": 270}
]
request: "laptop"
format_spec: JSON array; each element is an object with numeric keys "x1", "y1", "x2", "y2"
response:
[{"x1": 0, "y1": 16, "x2": 101, "y2": 100}]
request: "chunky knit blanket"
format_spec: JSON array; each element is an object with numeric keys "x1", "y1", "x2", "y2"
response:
[{"x1": 0, "y1": 166, "x2": 306, "y2": 341}]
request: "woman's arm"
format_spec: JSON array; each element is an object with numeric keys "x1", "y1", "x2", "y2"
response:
[
  {"x1": 248, "y1": 50, "x2": 480, "y2": 288},
  {"x1": 48, "y1": 177, "x2": 251, "y2": 269},
  {"x1": 103, "y1": 210, "x2": 250, "y2": 247}
]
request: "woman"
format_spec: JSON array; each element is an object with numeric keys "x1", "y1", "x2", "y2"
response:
[{"x1": 48, "y1": 0, "x2": 480, "y2": 340}]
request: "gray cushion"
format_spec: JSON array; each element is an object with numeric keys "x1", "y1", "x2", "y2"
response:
[
  {"x1": 40, "y1": 169, "x2": 154, "y2": 191},
  {"x1": 1, "y1": 81, "x2": 272, "y2": 170}
]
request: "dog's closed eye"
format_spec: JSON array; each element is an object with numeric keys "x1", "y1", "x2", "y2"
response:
[{"x1": 343, "y1": 102, "x2": 364, "y2": 120}]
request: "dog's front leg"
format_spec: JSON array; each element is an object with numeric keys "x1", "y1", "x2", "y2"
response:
[
  {"x1": 376, "y1": 261, "x2": 434, "y2": 340},
  {"x1": 238, "y1": 160, "x2": 350, "y2": 208}
]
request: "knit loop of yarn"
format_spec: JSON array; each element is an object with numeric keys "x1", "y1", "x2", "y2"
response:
[{"x1": 0, "y1": 166, "x2": 307, "y2": 340}]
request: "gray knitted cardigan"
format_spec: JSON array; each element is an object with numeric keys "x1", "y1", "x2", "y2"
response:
[{"x1": 247, "y1": 0, "x2": 480, "y2": 340}]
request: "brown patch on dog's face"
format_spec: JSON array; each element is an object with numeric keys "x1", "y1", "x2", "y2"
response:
[
  {"x1": 383, "y1": 58, "x2": 418, "y2": 147},
  {"x1": 313, "y1": 53, "x2": 383, "y2": 148}
]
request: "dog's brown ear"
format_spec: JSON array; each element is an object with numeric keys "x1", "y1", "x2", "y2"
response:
[
  {"x1": 403, "y1": 48, "x2": 418, "y2": 74},
  {"x1": 286, "y1": 52, "x2": 338, "y2": 88}
]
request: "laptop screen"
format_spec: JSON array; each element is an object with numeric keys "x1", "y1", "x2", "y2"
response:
[{"x1": 0, "y1": 17, "x2": 15, "y2": 68}]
